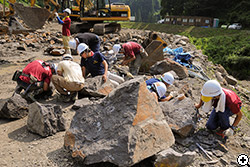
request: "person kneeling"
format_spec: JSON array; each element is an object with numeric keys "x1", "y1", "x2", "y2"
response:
[
  {"x1": 147, "y1": 82, "x2": 167, "y2": 102},
  {"x1": 52, "y1": 54, "x2": 85, "y2": 102},
  {"x1": 77, "y1": 43, "x2": 124, "y2": 87}
]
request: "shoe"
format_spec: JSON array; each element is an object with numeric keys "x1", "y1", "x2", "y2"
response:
[
  {"x1": 22, "y1": 91, "x2": 36, "y2": 102},
  {"x1": 15, "y1": 85, "x2": 23, "y2": 94},
  {"x1": 57, "y1": 94, "x2": 71, "y2": 103},
  {"x1": 216, "y1": 130, "x2": 225, "y2": 138},
  {"x1": 70, "y1": 92, "x2": 78, "y2": 102}
]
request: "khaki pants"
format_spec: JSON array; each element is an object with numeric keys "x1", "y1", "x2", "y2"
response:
[
  {"x1": 129, "y1": 47, "x2": 148, "y2": 75},
  {"x1": 62, "y1": 35, "x2": 71, "y2": 54},
  {"x1": 52, "y1": 75, "x2": 84, "y2": 95}
]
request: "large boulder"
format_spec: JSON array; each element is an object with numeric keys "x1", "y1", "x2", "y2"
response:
[
  {"x1": 0, "y1": 93, "x2": 29, "y2": 119},
  {"x1": 79, "y1": 76, "x2": 115, "y2": 98},
  {"x1": 160, "y1": 98, "x2": 197, "y2": 137},
  {"x1": 149, "y1": 59, "x2": 188, "y2": 79},
  {"x1": 64, "y1": 77, "x2": 175, "y2": 166},
  {"x1": 154, "y1": 148, "x2": 196, "y2": 167},
  {"x1": 140, "y1": 40, "x2": 164, "y2": 72},
  {"x1": 27, "y1": 102, "x2": 66, "y2": 137}
]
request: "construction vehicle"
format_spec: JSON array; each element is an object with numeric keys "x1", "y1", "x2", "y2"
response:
[
  {"x1": 0, "y1": 0, "x2": 53, "y2": 34},
  {"x1": 58, "y1": 0, "x2": 131, "y2": 34}
]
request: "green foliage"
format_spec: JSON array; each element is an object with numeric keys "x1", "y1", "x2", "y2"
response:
[
  {"x1": 190, "y1": 33, "x2": 250, "y2": 79},
  {"x1": 241, "y1": 106, "x2": 250, "y2": 122}
]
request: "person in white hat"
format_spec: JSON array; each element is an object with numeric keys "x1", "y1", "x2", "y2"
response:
[
  {"x1": 77, "y1": 43, "x2": 124, "y2": 87},
  {"x1": 120, "y1": 42, "x2": 148, "y2": 75},
  {"x1": 69, "y1": 32, "x2": 100, "y2": 52},
  {"x1": 195, "y1": 80, "x2": 243, "y2": 137},
  {"x1": 52, "y1": 54, "x2": 85, "y2": 102},
  {"x1": 147, "y1": 82, "x2": 167, "y2": 102},
  {"x1": 55, "y1": 8, "x2": 71, "y2": 54},
  {"x1": 146, "y1": 72, "x2": 175, "y2": 101}
]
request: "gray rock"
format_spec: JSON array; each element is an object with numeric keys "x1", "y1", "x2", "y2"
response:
[
  {"x1": 220, "y1": 157, "x2": 229, "y2": 165},
  {"x1": 64, "y1": 77, "x2": 175, "y2": 166},
  {"x1": 79, "y1": 76, "x2": 115, "y2": 98},
  {"x1": 160, "y1": 98, "x2": 197, "y2": 137},
  {"x1": 27, "y1": 102, "x2": 66, "y2": 137},
  {"x1": 216, "y1": 64, "x2": 228, "y2": 76},
  {"x1": 212, "y1": 150, "x2": 224, "y2": 157},
  {"x1": 72, "y1": 98, "x2": 93, "y2": 110},
  {"x1": 154, "y1": 148, "x2": 196, "y2": 167},
  {"x1": 17, "y1": 43, "x2": 27, "y2": 51},
  {"x1": 149, "y1": 59, "x2": 188, "y2": 79},
  {"x1": 0, "y1": 93, "x2": 29, "y2": 119},
  {"x1": 224, "y1": 75, "x2": 238, "y2": 85},
  {"x1": 206, "y1": 160, "x2": 219, "y2": 165}
]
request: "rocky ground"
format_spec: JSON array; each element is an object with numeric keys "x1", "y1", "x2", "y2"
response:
[{"x1": 0, "y1": 21, "x2": 249, "y2": 167}]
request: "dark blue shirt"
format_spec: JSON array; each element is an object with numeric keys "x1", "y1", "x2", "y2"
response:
[
  {"x1": 80, "y1": 52, "x2": 105, "y2": 77},
  {"x1": 146, "y1": 78, "x2": 166, "y2": 99}
]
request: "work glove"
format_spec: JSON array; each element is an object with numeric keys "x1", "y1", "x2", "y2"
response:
[
  {"x1": 55, "y1": 12, "x2": 59, "y2": 17},
  {"x1": 224, "y1": 128, "x2": 234, "y2": 136}
]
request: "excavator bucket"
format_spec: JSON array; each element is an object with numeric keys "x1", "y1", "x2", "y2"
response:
[{"x1": 12, "y1": 3, "x2": 50, "y2": 29}]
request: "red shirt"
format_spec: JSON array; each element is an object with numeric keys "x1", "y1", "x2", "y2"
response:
[
  {"x1": 213, "y1": 88, "x2": 242, "y2": 114},
  {"x1": 62, "y1": 16, "x2": 71, "y2": 36},
  {"x1": 122, "y1": 42, "x2": 141, "y2": 58},
  {"x1": 19, "y1": 60, "x2": 52, "y2": 85}
]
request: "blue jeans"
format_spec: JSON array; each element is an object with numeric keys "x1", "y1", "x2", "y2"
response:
[{"x1": 206, "y1": 107, "x2": 234, "y2": 130}]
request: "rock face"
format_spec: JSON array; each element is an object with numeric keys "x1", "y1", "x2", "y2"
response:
[
  {"x1": 149, "y1": 59, "x2": 188, "y2": 79},
  {"x1": 154, "y1": 148, "x2": 196, "y2": 167},
  {"x1": 79, "y1": 76, "x2": 115, "y2": 98},
  {"x1": 72, "y1": 98, "x2": 93, "y2": 110},
  {"x1": 64, "y1": 77, "x2": 175, "y2": 166},
  {"x1": 160, "y1": 98, "x2": 197, "y2": 137},
  {"x1": 225, "y1": 75, "x2": 238, "y2": 85},
  {"x1": 27, "y1": 102, "x2": 66, "y2": 137},
  {"x1": 140, "y1": 40, "x2": 164, "y2": 72},
  {"x1": 0, "y1": 93, "x2": 29, "y2": 119}
]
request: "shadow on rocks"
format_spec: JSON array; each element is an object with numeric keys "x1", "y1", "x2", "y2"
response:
[
  {"x1": 8, "y1": 125, "x2": 41, "y2": 142},
  {"x1": 47, "y1": 147, "x2": 155, "y2": 167},
  {"x1": 0, "y1": 118, "x2": 12, "y2": 125}
]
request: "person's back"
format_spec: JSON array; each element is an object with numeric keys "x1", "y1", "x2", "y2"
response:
[
  {"x1": 122, "y1": 42, "x2": 141, "y2": 57},
  {"x1": 76, "y1": 32, "x2": 99, "y2": 45},
  {"x1": 146, "y1": 78, "x2": 161, "y2": 86},
  {"x1": 20, "y1": 60, "x2": 52, "y2": 84},
  {"x1": 76, "y1": 32, "x2": 100, "y2": 52},
  {"x1": 58, "y1": 60, "x2": 84, "y2": 83}
]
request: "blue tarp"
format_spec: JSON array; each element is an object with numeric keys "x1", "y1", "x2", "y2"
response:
[{"x1": 163, "y1": 47, "x2": 196, "y2": 69}]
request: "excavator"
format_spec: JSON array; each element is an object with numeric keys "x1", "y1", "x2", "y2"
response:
[
  {"x1": 1, "y1": 0, "x2": 130, "y2": 34},
  {"x1": 58, "y1": 0, "x2": 131, "y2": 34},
  {"x1": 0, "y1": 0, "x2": 54, "y2": 34}
]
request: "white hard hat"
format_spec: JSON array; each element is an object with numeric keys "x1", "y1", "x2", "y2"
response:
[
  {"x1": 69, "y1": 39, "x2": 77, "y2": 49},
  {"x1": 153, "y1": 82, "x2": 167, "y2": 98},
  {"x1": 113, "y1": 44, "x2": 121, "y2": 55},
  {"x1": 161, "y1": 72, "x2": 174, "y2": 85},
  {"x1": 63, "y1": 8, "x2": 71, "y2": 15},
  {"x1": 201, "y1": 80, "x2": 222, "y2": 98},
  {"x1": 77, "y1": 43, "x2": 89, "y2": 55},
  {"x1": 62, "y1": 54, "x2": 73, "y2": 60}
]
